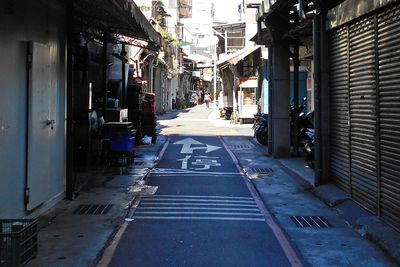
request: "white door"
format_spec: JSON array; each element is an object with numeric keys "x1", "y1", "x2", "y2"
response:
[{"x1": 26, "y1": 42, "x2": 58, "y2": 211}]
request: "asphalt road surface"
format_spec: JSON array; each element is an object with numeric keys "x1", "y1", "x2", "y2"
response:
[{"x1": 107, "y1": 133, "x2": 302, "y2": 267}]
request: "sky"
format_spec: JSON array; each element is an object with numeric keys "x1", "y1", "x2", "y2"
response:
[{"x1": 212, "y1": 0, "x2": 242, "y2": 22}]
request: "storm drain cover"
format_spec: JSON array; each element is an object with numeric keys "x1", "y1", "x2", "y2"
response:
[
  {"x1": 230, "y1": 144, "x2": 254, "y2": 150},
  {"x1": 247, "y1": 168, "x2": 274, "y2": 175},
  {"x1": 73, "y1": 204, "x2": 113, "y2": 215},
  {"x1": 290, "y1": 216, "x2": 332, "y2": 228}
]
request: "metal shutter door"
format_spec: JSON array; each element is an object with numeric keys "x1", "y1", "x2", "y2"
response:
[
  {"x1": 329, "y1": 27, "x2": 351, "y2": 192},
  {"x1": 378, "y1": 4, "x2": 400, "y2": 230},
  {"x1": 348, "y1": 16, "x2": 378, "y2": 214}
]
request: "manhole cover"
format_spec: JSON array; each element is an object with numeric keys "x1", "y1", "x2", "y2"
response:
[
  {"x1": 73, "y1": 204, "x2": 113, "y2": 215},
  {"x1": 289, "y1": 216, "x2": 332, "y2": 228}
]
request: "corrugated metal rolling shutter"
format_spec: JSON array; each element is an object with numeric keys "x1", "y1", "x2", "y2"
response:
[
  {"x1": 377, "y1": 4, "x2": 400, "y2": 230},
  {"x1": 348, "y1": 16, "x2": 378, "y2": 214},
  {"x1": 329, "y1": 27, "x2": 351, "y2": 193}
]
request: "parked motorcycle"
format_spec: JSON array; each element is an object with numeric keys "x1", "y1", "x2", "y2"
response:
[
  {"x1": 298, "y1": 110, "x2": 314, "y2": 146},
  {"x1": 253, "y1": 113, "x2": 268, "y2": 146},
  {"x1": 298, "y1": 110, "x2": 315, "y2": 169},
  {"x1": 303, "y1": 128, "x2": 315, "y2": 169}
]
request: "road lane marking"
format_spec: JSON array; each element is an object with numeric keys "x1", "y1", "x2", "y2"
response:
[
  {"x1": 151, "y1": 168, "x2": 239, "y2": 176},
  {"x1": 177, "y1": 155, "x2": 191, "y2": 169},
  {"x1": 134, "y1": 194, "x2": 263, "y2": 222},
  {"x1": 136, "y1": 207, "x2": 260, "y2": 211},
  {"x1": 141, "y1": 198, "x2": 256, "y2": 204},
  {"x1": 151, "y1": 173, "x2": 239, "y2": 177},
  {"x1": 135, "y1": 211, "x2": 263, "y2": 216},
  {"x1": 140, "y1": 203, "x2": 258, "y2": 207},
  {"x1": 131, "y1": 216, "x2": 266, "y2": 222},
  {"x1": 141, "y1": 195, "x2": 253, "y2": 200},
  {"x1": 173, "y1": 137, "x2": 221, "y2": 154}
]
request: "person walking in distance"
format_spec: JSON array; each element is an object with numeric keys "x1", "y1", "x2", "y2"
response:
[{"x1": 204, "y1": 92, "x2": 211, "y2": 108}]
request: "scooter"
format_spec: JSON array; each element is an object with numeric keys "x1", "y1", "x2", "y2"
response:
[
  {"x1": 298, "y1": 110, "x2": 314, "y2": 146},
  {"x1": 253, "y1": 113, "x2": 268, "y2": 146},
  {"x1": 303, "y1": 128, "x2": 315, "y2": 169}
]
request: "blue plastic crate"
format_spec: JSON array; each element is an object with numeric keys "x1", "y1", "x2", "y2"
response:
[{"x1": 111, "y1": 136, "x2": 134, "y2": 151}]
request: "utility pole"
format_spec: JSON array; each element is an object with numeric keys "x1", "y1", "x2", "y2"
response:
[{"x1": 213, "y1": 37, "x2": 218, "y2": 111}]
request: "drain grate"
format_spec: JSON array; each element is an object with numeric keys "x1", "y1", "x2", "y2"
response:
[
  {"x1": 73, "y1": 204, "x2": 113, "y2": 215},
  {"x1": 230, "y1": 144, "x2": 254, "y2": 150},
  {"x1": 247, "y1": 167, "x2": 273, "y2": 175},
  {"x1": 290, "y1": 216, "x2": 332, "y2": 228}
]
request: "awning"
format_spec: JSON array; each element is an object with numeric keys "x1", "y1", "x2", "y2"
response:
[
  {"x1": 217, "y1": 45, "x2": 261, "y2": 68},
  {"x1": 228, "y1": 45, "x2": 261, "y2": 65},
  {"x1": 217, "y1": 49, "x2": 245, "y2": 68},
  {"x1": 250, "y1": 28, "x2": 273, "y2": 45},
  {"x1": 239, "y1": 78, "x2": 258, "y2": 88},
  {"x1": 184, "y1": 54, "x2": 212, "y2": 64},
  {"x1": 73, "y1": 0, "x2": 161, "y2": 47}
]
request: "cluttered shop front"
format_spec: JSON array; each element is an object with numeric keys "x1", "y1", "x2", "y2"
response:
[{"x1": 68, "y1": 0, "x2": 162, "y2": 198}]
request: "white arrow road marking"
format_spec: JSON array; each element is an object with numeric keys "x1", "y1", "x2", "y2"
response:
[
  {"x1": 173, "y1": 138, "x2": 221, "y2": 154},
  {"x1": 173, "y1": 137, "x2": 203, "y2": 146},
  {"x1": 204, "y1": 144, "x2": 221, "y2": 153}
]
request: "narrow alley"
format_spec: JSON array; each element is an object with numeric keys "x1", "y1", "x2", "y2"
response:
[
  {"x1": 94, "y1": 104, "x2": 396, "y2": 267},
  {"x1": 2, "y1": 1, "x2": 400, "y2": 267}
]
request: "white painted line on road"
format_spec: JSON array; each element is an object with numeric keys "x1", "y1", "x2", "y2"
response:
[
  {"x1": 131, "y1": 216, "x2": 266, "y2": 222},
  {"x1": 135, "y1": 211, "x2": 263, "y2": 216},
  {"x1": 141, "y1": 195, "x2": 253, "y2": 200},
  {"x1": 140, "y1": 203, "x2": 258, "y2": 207},
  {"x1": 151, "y1": 173, "x2": 240, "y2": 177},
  {"x1": 173, "y1": 137, "x2": 221, "y2": 154},
  {"x1": 136, "y1": 207, "x2": 260, "y2": 212},
  {"x1": 151, "y1": 169, "x2": 239, "y2": 176},
  {"x1": 141, "y1": 198, "x2": 256, "y2": 204}
]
